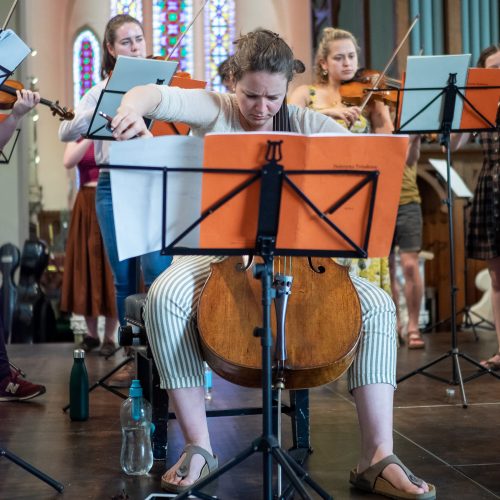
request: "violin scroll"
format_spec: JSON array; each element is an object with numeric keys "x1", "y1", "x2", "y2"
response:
[{"x1": 49, "y1": 101, "x2": 75, "y2": 121}]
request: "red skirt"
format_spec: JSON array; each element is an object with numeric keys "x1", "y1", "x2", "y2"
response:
[{"x1": 60, "y1": 186, "x2": 117, "y2": 317}]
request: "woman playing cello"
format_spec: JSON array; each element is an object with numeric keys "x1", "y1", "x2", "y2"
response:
[{"x1": 111, "y1": 29, "x2": 435, "y2": 500}]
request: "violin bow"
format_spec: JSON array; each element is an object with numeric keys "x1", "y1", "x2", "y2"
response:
[
  {"x1": 358, "y1": 14, "x2": 420, "y2": 115},
  {"x1": 166, "y1": 0, "x2": 209, "y2": 61},
  {"x1": 2, "y1": 0, "x2": 19, "y2": 31}
]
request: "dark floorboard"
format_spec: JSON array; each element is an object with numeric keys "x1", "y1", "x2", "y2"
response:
[{"x1": 1, "y1": 326, "x2": 500, "y2": 499}]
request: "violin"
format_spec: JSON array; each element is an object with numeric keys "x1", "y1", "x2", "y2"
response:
[
  {"x1": 0, "y1": 80, "x2": 74, "y2": 121},
  {"x1": 341, "y1": 68, "x2": 400, "y2": 108},
  {"x1": 341, "y1": 15, "x2": 420, "y2": 118}
]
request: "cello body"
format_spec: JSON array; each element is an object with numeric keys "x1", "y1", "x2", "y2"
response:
[{"x1": 198, "y1": 256, "x2": 362, "y2": 390}]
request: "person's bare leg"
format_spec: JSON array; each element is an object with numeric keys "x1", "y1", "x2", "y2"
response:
[
  {"x1": 84, "y1": 317, "x2": 98, "y2": 338},
  {"x1": 481, "y1": 257, "x2": 500, "y2": 366},
  {"x1": 353, "y1": 383, "x2": 430, "y2": 494},
  {"x1": 103, "y1": 317, "x2": 118, "y2": 343},
  {"x1": 400, "y1": 251, "x2": 423, "y2": 334},
  {"x1": 161, "y1": 387, "x2": 213, "y2": 487}
]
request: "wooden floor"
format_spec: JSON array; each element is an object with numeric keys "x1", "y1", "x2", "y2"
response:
[{"x1": 1, "y1": 327, "x2": 500, "y2": 500}]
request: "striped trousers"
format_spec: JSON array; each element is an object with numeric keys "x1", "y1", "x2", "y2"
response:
[{"x1": 144, "y1": 256, "x2": 397, "y2": 391}]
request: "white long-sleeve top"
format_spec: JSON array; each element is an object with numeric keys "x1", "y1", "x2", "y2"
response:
[
  {"x1": 148, "y1": 86, "x2": 348, "y2": 136},
  {"x1": 59, "y1": 79, "x2": 109, "y2": 165}
]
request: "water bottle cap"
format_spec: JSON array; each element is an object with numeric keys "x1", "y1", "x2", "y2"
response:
[
  {"x1": 129, "y1": 379, "x2": 143, "y2": 398},
  {"x1": 73, "y1": 349, "x2": 85, "y2": 359}
]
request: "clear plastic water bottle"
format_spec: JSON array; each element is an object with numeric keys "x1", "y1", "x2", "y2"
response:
[
  {"x1": 204, "y1": 362, "x2": 213, "y2": 401},
  {"x1": 120, "y1": 379, "x2": 153, "y2": 475},
  {"x1": 69, "y1": 349, "x2": 89, "y2": 421}
]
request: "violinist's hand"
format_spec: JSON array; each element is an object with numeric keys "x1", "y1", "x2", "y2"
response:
[
  {"x1": 111, "y1": 104, "x2": 151, "y2": 140},
  {"x1": 320, "y1": 105, "x2": 361, "y2": 128},
  {"x1": 12, "y1": 89, "x2": 40, "y2": 118}
]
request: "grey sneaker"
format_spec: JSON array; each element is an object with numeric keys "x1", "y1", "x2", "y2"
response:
[{"x1": 99, "y1": 340, "x2": 116, "y2": 357}]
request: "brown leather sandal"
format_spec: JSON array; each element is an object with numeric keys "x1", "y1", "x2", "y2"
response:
[
  {"x1": 480, "y1": 352, "x2": 500, "y2": 371},
  {"x1": 161, "y1": 444, "x2": 218, "y2": 493},
  {"x1": 408, "y1": 331, "x2": 425, "y2": 349},
  {"x1": 350, "y1": 454, "x2": 436, "y2": 499}
]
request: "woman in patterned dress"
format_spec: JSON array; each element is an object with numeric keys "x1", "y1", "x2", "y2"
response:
[{"x1": 452, "y1": 44, "x2": 500, "y2": 369}]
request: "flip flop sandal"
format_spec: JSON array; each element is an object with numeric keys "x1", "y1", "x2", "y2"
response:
[
  {"x1": 350, "y1": 454, "x2": 436, "y2": 499},
  {"x1": 161, "y1": 444, "x2": 218, "y2": 493},
  {"x1": 408, "y1": 331, "x2": 425, "y2": 350},
  {"x1": 480, "y1": 352, "x2": 500, "y2": 371}
]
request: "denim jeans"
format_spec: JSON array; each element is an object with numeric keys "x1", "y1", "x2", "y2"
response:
[{"x1": 96, "y1": 171, "x2": 172, "y2": 325}]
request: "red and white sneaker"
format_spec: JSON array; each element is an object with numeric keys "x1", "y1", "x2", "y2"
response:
[{"x1": 0, "y1": 369, "x2": 46, "y2": 402}]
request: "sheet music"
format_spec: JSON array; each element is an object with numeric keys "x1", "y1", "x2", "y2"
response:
[
  {"x1": 400, "y1": 54, "x2": 471, "y2": 132},
  {"x1": 87, "y1": 56, "x2": 178, "y2": 139},
  {"x1": 428, "y1": 158, "x2": 473, "y2": 199},
  {"x1": 109, "y1": 136, "x2": 204, "y2": 260},
  {"x1": 0, "y1": 29, "x2": 31, "y2": 84}
]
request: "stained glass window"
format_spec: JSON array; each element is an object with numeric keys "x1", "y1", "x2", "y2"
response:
[
  {"x1": 204, "y1": 0, "x2": 235, "y2": 92},
  {"x1": 152, "y1": 0, "x2": 194, "y2": 74},
  {"x1": 73, "y1": 30, "x2": 101, "y2": 105},
  {"x1": 110, "y1": 0, "x2": 143, "y2": 22}
]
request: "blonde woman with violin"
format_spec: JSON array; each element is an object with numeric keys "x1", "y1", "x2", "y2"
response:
[
  {"x1": 111, "y1": 29, "x2": 435, "y2": 500},
  {"x1": 289, "y1": 27, "x2": 394, "y2": 294},
  {"x1": 59, "y1": 14, "x2": 172, "y2": 328}
]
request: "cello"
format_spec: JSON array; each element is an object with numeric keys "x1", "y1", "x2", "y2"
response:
[{"x1": 198, "y1": 256, "x2": 362, "y2": 389}]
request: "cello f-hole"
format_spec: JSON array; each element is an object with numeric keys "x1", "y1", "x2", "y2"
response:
[{"x1": 308, "y1": 256, "x2": 325, "y2": 274}]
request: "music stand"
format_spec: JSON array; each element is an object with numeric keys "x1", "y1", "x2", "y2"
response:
[
  {"x1": 394, "y1": 55, "x2": 500, "y2": 407},
  {"x1": 108, "y1": 132, "x2": 407, "y2": 499},
  {"x1": 0, "y1": 125, "x2": 20, "y2": 164}
]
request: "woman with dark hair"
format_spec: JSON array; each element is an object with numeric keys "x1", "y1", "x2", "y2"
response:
[
  {"x1": 59, "y1": 14, "x2": 172, "y2": 328},
  {"x1": 452, "y1": 44, "x2": 500, "y2": 370},
  {"x1": 111, "y1": 29, "x2": 435, "y2": 500}
]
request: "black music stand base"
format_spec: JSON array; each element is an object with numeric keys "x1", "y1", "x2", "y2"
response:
[
  {"x1": 397, "y1": 347, "x2": 500, "y2": 408},
  {"x1": 176, "y1": 259, "x2": 332, "y2": 500},
  {"x1": 0, "y1": 446, "x2": 64, "y2": 493},
  {"x1": 397, "y1": 121, "x2": 500, "y2": 406}
]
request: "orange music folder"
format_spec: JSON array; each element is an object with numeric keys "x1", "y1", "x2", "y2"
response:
[
  {"x1": 151, "y1": 74, "x2": 207, "y2": 136},
  {"x1": 460, "y1": 67, "x2": 500, "y2": 130},
  {"x1": 200, "y1": 133, "x2": 408, "y2": 257}
]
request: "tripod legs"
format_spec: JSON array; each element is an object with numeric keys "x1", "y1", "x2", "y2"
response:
[
  {"x1": 0, "y1": 446, "x2": 64, "y2": 493},
  {"x1": 397, "y1": 346, "x2": 500, "y2": 407},
  {"x1": 175, "y1": 435, "x2": 332, "y2": 500}
]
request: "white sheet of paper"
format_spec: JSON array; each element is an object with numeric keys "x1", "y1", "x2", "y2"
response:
[
  {"x1": 109, "y1": 136, "x2": 204, "y2": 260},
  {"x1": 400, "y1": 54, "x2": 471, "y2": 132},
  {"x1": 428, "y1": 158, "x2": 473, "y2": 199},
  {"x1": 0, "y1": 29, "x2": 31, "y2": 84}
]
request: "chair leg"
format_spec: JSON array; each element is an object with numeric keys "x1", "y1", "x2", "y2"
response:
[{"x1": 289, "y1": 389, "x2": 312, "y2": 454}]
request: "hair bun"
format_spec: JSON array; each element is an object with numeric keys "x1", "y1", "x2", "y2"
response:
[{"x1": 293, "y1": 59, "x2": 305, "y2": 74}]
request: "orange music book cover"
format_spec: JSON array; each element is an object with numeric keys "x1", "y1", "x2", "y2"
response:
[
  {"x1": 201, "y1": 133, "x2": 408, "y2": 257},
  {"x1": 151, "y1": 74, "x2": 207, "y2": 136},
  {"x1": 460, "y1": 68, "x2": 500, "y2": 130}
]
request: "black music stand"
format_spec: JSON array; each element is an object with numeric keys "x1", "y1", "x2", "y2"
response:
[
  {"x1": 394, "y1": 68, "x2": 500, "y2": 407},
  {"x1": 107, "y1": 131, "x2": 402, "y2": 499},
  {"x1": 0, "y1": 127, "x2": 20, "y2": 164},
  {"x1": 0, "y1": 447, "x2": 64, "y2": 493}
]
